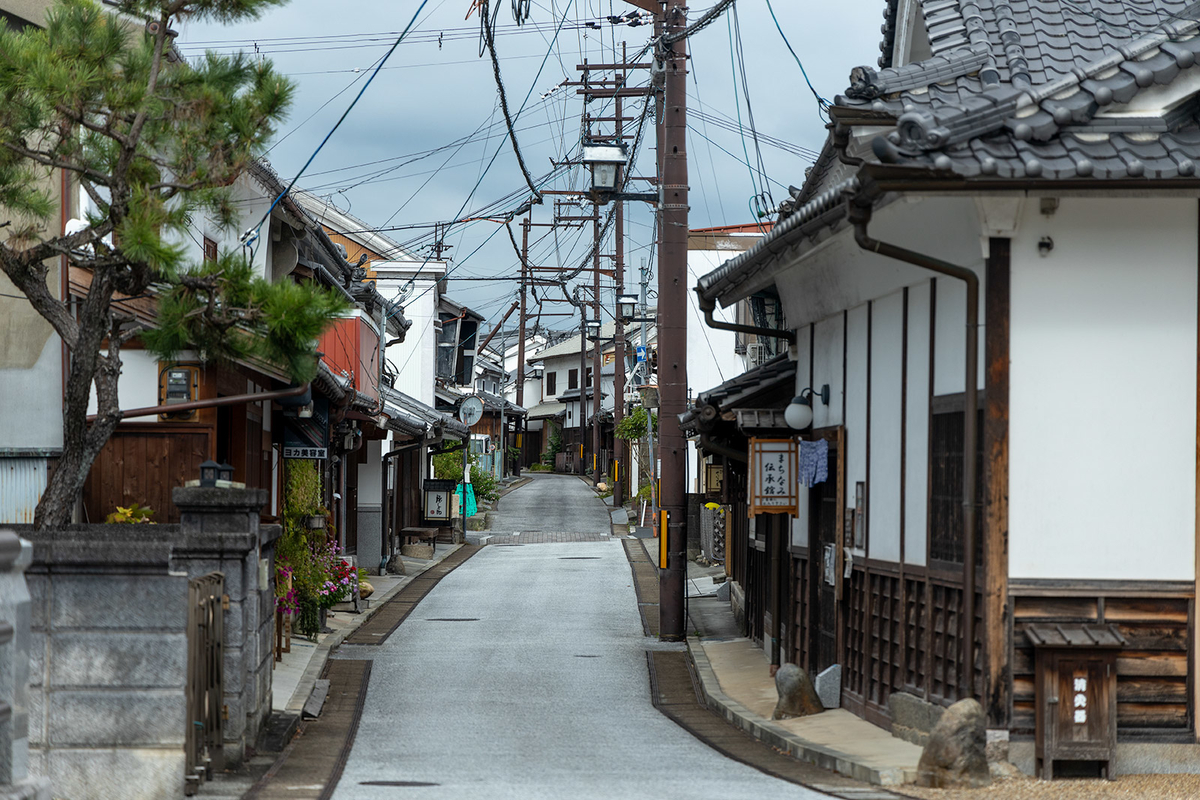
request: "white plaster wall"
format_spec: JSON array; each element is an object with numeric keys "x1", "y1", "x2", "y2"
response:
[
  {"x1": 774, "y1": 197, "x2": 983, "y2": 329},
  {"x1": 359, "y1": 439, "x2": 382, "y2": 505},
  {"x1": 375, "y1": 264, "x2": 443, "y2": 407},
  {"x1": 933, "y1": 274, "x2": 986, "y2": 396},
  {"x1": 846, "y1": 304, "x2": 869, "y2": 554},
  {"x1": 812, "y1": 314, "x2": 845, "y2": 429},
  {"x1": 84, "y1": 349, "x2": 165, "y2": 423},
  {"x1": 793, "y1": 326, "x2": 813, "y2": 549},
  {"x1": 905, "y1": 281, "x2": 932, "y2": 566},
  {"x1": 688, "y1": 251, "x2": 744, "y2": 395},
  {"x1": 869, "y1": 292, "x2": 904, "y2": 562},
  {"x1": 1009, "y1": 197, "x2": 1196, "y2": 581},
  {"x1": 0, "y1": 334, "x2": 62, "y2": 450}
]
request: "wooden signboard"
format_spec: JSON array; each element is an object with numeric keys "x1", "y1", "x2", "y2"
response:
[{"x1": 748, "y1": 438, "x2": 798, "y2": 517}]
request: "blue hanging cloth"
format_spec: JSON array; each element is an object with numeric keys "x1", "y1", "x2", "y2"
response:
[{"x1": 798, "y1": 439, "x2": 829, "y2": 488}]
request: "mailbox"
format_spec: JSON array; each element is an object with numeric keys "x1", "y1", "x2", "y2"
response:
[{"x1": 1028, "y1": 623, "x2": 1127, "y2": 780}]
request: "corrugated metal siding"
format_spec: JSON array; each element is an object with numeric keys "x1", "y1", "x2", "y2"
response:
[{"x1": 0, "y1": 458, "x2": 46, "y2": 524}]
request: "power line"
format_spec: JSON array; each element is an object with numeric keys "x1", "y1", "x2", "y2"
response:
[{"x1": 241, "y1": 1, "x2": 431, "y2": 251}]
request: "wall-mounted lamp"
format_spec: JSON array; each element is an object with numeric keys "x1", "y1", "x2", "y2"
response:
[
  {"x1": 1038, "y1": 236, "x2": 1054, "y2": 257},
  {"x1": 785, "y1": 384, "x2": 831, "y2": 430},
  {"x1": 297, "y1": 401, "x2": 314, "y2": 419}
]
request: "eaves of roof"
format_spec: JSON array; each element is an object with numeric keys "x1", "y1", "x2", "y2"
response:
[{"x1": 695, "y1": 177, "x2": 858, "y2": 307}]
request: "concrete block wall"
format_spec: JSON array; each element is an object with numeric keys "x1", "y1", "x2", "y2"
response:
[
  {"x1": 0, "y1": 532, "x2": 51, "y2": 800},
  {"x1": 25, "y1": 528, "x2": 187, "y2": 800},
  {"x1": 172, "y1": 487, "x2": 277, "y2": 768}
]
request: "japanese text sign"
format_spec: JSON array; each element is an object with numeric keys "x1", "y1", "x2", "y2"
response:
[{"x1": 748, "y1": 437, "x2": 798, "y2": 517}]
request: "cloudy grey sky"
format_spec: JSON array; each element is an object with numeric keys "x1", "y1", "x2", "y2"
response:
[{"x1": 179, "y1": 0, "x2": 882, "y2": 328}]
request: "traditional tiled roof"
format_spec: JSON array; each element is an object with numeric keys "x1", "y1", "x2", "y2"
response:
[
  {"x1": 695, "y1": 1, "x2": 1200, "y2": 308},
  {"x1": 836, "y1": 1, "x2": 1200, "y2": 180},
  {"x1": 678, "y1": 355, "x2": 797, "y2": 433}
]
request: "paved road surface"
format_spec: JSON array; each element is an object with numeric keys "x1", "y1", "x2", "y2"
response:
[
  {"x1": 331, "y1": 478, "x2": 824, "y2": 800},
  {"x1": 488, "y1": 473, "x2": 614, "y2": 535}
]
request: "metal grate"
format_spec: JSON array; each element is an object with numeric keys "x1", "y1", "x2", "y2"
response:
[{"x1": 185, "y1": 573, "x2": 224, "y2": 795}]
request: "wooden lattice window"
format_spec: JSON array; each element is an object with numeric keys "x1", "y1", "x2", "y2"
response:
[
  {"x1": 903, "y1": 576, "x2": 928, "y2": 692},
  {"x1": 568, "y1": 368, "x2": 578, "y2": 390},
  {"x1": 545, "y1": 372, "x2": 557, "y2": 396},
  {"x1": 929, "y1": 408, "x2": 984, "y2": 565},
  {"x1": 202, "y1": 236, "x2": 217, "y2": 262}
]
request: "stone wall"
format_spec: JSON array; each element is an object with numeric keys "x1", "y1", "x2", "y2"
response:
[
  {"x1": 18, "y1": 487, "x2": 278, "y2": 799},
  {"x1": 172, "y1": 486, "x2": 279, "y2": 767},
  {"x1": 0, "y1": 531, "x2": 51, "y2": 800},
  {"x1": 26, "y1": 525, "x2": 187, "y2": 800}
]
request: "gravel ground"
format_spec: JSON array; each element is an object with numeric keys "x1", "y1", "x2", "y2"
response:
[{"x1": 896, "y1": 773, "x2": 1200, "y2": 800}]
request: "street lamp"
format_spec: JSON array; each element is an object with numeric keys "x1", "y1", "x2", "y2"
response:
[
  {"x1": 580, "y1": 140, "x2": 658, "y2": 205},
  {"x1": 617, "y1": 293, "x2": 655, "y2": 324},
  {"x1": 584, "y1": 318, "x2": 602, "y2": 340},
  {"x1": 581, "y1": 142, "x2": 627, "y2": 194}
]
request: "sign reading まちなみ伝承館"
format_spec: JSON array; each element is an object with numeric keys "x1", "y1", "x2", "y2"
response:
[{"x1": 748, "y1": 437, "x2": 798, "y2": 517}]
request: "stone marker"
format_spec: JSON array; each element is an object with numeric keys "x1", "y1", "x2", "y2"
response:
[
  {"x1": 916, "y1": 698, "x2": 991, "y2": 788},
  {"x1": 772, "y1": 664, "x2": 824, "y2": 720},
  {"x1": 814, "y1": 664, "x2": 842, "y2": 709}
]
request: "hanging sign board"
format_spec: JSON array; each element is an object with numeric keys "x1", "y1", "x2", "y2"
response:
[
  {"x1": 422, "y1": 479, "x2": 457, "y2": 525},
  {"x1": 282, "y1": 397, "x2": 330, "y2": 460},
  {"x1": 748, "y1": 437, "x2": 798, "y2": 517}
]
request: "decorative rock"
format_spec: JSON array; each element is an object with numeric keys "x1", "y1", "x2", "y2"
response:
[
  {"x1": 771, "y1": 664, "x2": 824, "y2": 720},
  {"x1": 359, "y1": 581, "x2": 375, "y2": 600},
  {"x1": 916, "y1": 698, "x2": 991, "y2": 788},
  {"x1": 814, "y1": 664, "x2": 842, "y2": 709}
]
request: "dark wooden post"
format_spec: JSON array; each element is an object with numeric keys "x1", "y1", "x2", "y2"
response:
[{"x1": 984, "y1": 237, "x2": 1012, "y2": 728}]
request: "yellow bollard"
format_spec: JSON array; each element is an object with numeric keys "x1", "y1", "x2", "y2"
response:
[{"x1": 659, "y1": 511, "x2": 668, "y2": 569}]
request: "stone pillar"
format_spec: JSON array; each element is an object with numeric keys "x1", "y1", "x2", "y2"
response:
[
  {"x1": 171, "y1": 488, "x2": 279, "y2": 768},
  {"x1": 0, "y1": 531, "x2": 50, "y2": 800}
]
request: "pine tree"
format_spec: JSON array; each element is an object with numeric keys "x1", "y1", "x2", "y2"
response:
[{"x1": 0, "y1": 0, "x2": 347, "y2": 528}]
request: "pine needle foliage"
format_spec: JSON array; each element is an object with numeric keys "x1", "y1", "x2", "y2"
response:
[{"x1": 0, "y1": 0, "x2": 347, "y2": 528}]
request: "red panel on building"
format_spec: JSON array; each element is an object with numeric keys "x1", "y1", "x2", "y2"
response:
[{"x1": 318, "y1": 314, "x2": 380, "y2": 403}]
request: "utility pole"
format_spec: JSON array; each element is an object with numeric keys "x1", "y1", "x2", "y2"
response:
[
  {"x1": 592, "y1": 205, "x2": 603, "y2": 485},
  {"x1": 657, "y1": 0, "x2": 689, "y2": 642},
  {"x1": 612, "y1": 44, "x2": 628, "y2": 507},
  {"x1": 516, "y1": 217, "x2": 529, "y2": 474}
]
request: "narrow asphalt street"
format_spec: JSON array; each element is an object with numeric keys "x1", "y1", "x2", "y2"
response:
[
  {"x1": 488, "y1": 472, "x2": 615, "y2": 535},
  {"x1": 330, "y1": 475, "x2": 825, "y2": 799}
]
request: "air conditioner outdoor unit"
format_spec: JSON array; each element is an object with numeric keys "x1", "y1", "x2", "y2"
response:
[{"x1": 746, "y1": 342, "x2": 767, "y2": 367}]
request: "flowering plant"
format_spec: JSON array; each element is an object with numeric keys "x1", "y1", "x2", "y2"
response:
[
  {"x1": 311, "y1": 538, "x2": 355, "y2": 610},
  {"x1": 275, "y1": 564, "x2": 299, "y2": 616}
]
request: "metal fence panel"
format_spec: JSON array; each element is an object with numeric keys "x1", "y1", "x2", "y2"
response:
[{"x1": 185, "y1": 573, "x2": 224, "y2": 795}]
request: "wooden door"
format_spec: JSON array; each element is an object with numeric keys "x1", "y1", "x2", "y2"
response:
[
  {"x1": 1048, "y1": 654, "x2": 1115, "y2": 764},
  {"x1": 809, "y1": 445, "x2": 840, "y2": 673}
]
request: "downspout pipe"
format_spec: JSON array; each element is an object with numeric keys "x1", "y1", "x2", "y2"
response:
[
  {"x1": 695, "y1": 290, "x2": 796, "y2": 344},
  {"x1": 848, "y1": 197, "x2": 980, "y2": 699},
  {"x1": 87, "y1": 381, "x2": 310, "y2": 421}
]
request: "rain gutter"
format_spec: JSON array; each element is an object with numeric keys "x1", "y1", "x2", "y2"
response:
[
  {"x1": 695, "y1": 291, "x2": 795, "y2": 343},
  {"x1": 846, "y1": 185, "x2": 980, "y2": 698},
  {"x1": 87, "y1": 382, "x2": 310, "y2": 421}
]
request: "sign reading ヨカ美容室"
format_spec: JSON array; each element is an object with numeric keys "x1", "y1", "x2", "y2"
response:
[{"x1": 748, "y1": 438, "x2": 798, "y2": 517}]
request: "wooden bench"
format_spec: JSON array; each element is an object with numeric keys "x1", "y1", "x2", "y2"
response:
[{"x1": 401, "y1": 526, "x2": 439, "y2": 547}]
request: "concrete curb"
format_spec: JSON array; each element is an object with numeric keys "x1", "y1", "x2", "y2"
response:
[
  {"x1": 283, "y1": 544, "x2": 464, "y2": 714},
  {"x1": 686, "y1": 637, "x2": 913, "y2": 787}
]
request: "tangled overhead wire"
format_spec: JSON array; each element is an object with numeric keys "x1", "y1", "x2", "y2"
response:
[{"x1": 512, "y1": 0, "x2": 532, "y2": 25}]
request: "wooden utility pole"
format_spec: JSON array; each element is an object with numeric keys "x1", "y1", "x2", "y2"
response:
[
  {"x1": 516, "y1": 217, "x2": 529, "y2": 412},
  {"x1": 612, "y1": 45, "x2": 628, "y2": 507},
  {"x1": 657, "y1": 0, "x2": 689, "y2": 642},
  {"x1": 592, "y1": 204, "x2": 603, "y2": 485}
]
